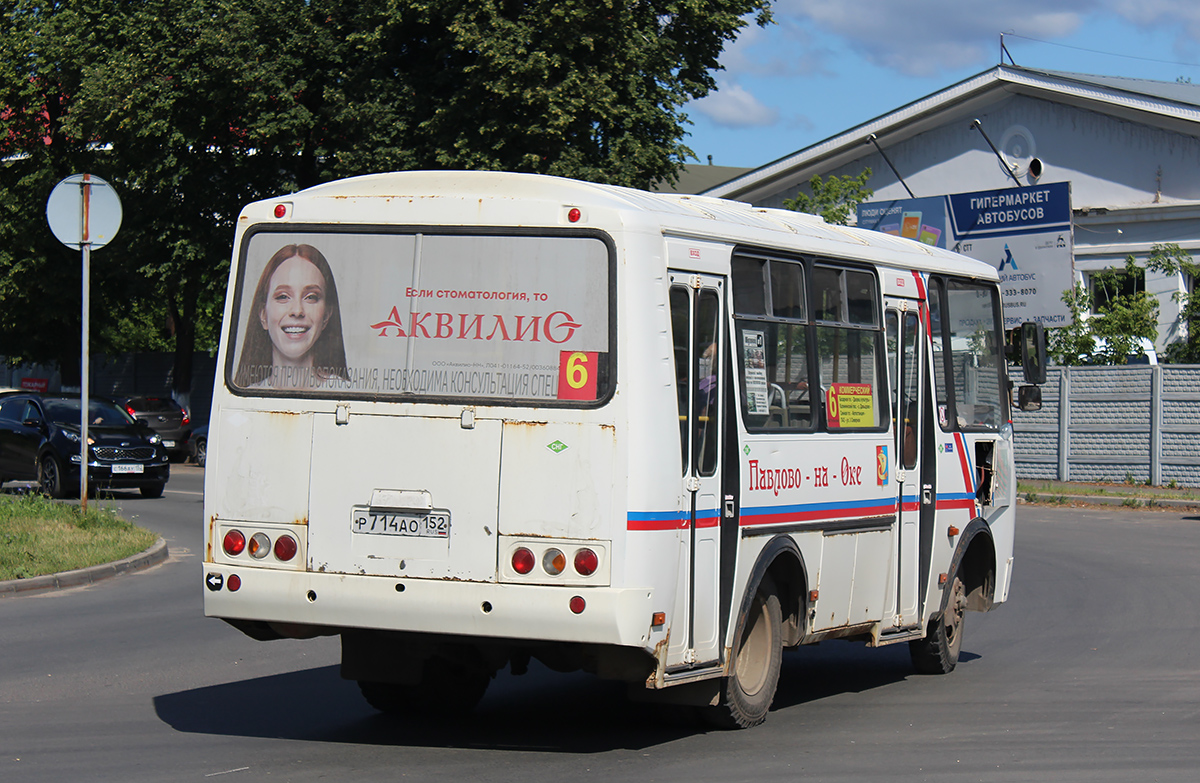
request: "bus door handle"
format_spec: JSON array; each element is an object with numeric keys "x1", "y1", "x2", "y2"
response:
[
  {"x1": 724, "y1": 496, "x2": 735, "y2": 518},
  {"x1": 922, "y1": 485, "x2": 933, "y2": 505}
]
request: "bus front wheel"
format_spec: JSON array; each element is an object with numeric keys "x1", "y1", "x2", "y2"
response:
[
  {"x1": 707, "y1": 575, "x2": 783, "y2": 729},
  {"x1": 910, "y1": 570, "x2": 966, "y2": 674}
]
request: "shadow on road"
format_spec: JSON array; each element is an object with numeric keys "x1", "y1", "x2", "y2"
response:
[
  {"x1": 155, "y1": 640, "x2": 972, "y2": 750},
  {"x1": 773, "y1": 640, "x2": 980, "y2": 711},
  {"x1": 154, "y1": 662, "x2": 704, "y2": 751}
]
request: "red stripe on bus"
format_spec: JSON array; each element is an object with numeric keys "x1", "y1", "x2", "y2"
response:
[
  {"x1": 627, "y1": 518, "x2": 688, "y2": 531},
  {"x1": 741, "y1": 504, "x2": 897, "y2": 528}
]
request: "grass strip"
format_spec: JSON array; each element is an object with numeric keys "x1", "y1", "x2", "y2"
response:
[
  {"x1": 0, "y1": 493, "x2": 156, "y2": 581},
  {"x1": 1017, "y1": 481, "x2": 1200, "y2": 502}
]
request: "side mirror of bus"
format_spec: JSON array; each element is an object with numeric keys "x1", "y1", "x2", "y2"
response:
[
  {"x1": 1019, "y1": 322, "x2": 1047, "y2": 385},
  {"x1": 1017, "y1": 384, "x2": 1042, "y2": 412}
]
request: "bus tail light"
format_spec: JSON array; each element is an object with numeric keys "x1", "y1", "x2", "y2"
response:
[
  {"x1": 574, "y1": 548, "x2": 599, "y2": 576},
  {"x1": 223, "y1": 529, "x2": 246, "y2": 556},
  {"x1": 542, "y1": 548, "x2": 566, "y2": 576},
  {"x1": 501, "y1": 537, "x2": 609, "y2": 584},
  {"x1": 274, "y1": 534, "x2": 298, "y2": 562},
  {"x1": 512, "y1": 547, "x2": 535, "y2": 575},
  {"x1": 218, "y1": 525, "x2": 303, "y2": 568},
  {"x1": 249, "y1": 532, "x2": 271, "y2": 559}
]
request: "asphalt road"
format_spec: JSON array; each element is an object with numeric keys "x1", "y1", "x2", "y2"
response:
[{"x1": 3, "y1": 475, "x2": 1200, "y2": 782}]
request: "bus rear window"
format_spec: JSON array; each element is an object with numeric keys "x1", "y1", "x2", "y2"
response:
[{"x1": 228, "y1": 230, "x2": 612, "y2": 404}]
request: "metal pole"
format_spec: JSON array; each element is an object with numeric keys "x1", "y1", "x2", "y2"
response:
[
  {"x1": 80, "y1": 174, "x2": 92, "y2": 510},
  {"x1": 81, "y1": 242, "x2": 90, "y2": 509},
  {"x1": 865, "y1": 134, "x2": 915, "y2": 198},
  {"x1": 970, "y1": 119, "x2": 1024, "y2": 188}
]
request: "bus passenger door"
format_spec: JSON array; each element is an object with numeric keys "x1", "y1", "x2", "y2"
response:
[
  {"x1": 886, "y1": 303, "x2": 922, "y2": 629},
  {"x1": 667, "y1": 273, "x2": 725, "y2": 668}
]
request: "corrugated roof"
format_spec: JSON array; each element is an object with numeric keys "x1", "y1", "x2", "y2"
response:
[
  {"x1": 703, "y1": 65, "x2": 1200, "y2": 200},
  {"x1": 1020, "y1": 67, "x2": 1200, "y2": 109}
]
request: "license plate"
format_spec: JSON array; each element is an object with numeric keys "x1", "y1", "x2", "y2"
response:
[
  {"x1": 162, "y1": 440, "x2": 176, "y2": 448},
  {"x1": 351, "y1": 507, "x2": 450, "y2": 538},
  {"x1": 112, "y1": 464, "x2": 143, "y2": 474}
]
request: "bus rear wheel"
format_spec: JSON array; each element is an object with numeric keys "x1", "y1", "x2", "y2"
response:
[
  {"x1": 358, "y1": 655, "x2": 492, "y2": 717},
  {"x1": 706, "y1": 575, "x2": 783, "y2": 729},
  {"x1": 910, "y1": 571, "x2": 966, "y2": 674}
]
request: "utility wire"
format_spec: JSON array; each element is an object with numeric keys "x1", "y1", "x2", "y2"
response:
[{"x1": 1004, "y1": 32, "x2": 1200, "y2": 70}]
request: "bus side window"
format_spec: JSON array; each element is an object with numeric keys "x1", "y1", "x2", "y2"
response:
[
  {"x1": 670, "y1": 286, "x2": 691, "y2": 475},
  {"x1": 732, "y1": 254, "x2": 811, "y2": 431},
  {"x1": 815, "y1": 264, "x2": 886, "y2": 431}
]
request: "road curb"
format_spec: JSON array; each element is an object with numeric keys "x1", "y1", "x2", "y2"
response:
[{"x1": 0, "y1": 537, "x2": 169, "y2": 597}]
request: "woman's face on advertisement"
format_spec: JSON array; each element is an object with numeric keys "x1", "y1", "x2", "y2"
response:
[{"x1": 259, "y1": 255, "x2": 330, "y2": 364}]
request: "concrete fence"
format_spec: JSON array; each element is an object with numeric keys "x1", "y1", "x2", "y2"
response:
[
  {"x1": 8, "y1": 354, "x2": 1196, "y2": 487},
  {"x1": 1013, "y1": 365, "x2": 1200, "y2": 487}
]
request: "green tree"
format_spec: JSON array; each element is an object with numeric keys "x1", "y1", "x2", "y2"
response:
[
  {"x1": 1138, "y1": 242, "x2": 1200, "y2": 363},
  {"x1": 1048, "y1": 254, "x2": 1159, "y2": 365},
  {"x1": 2, "y1": 0, "x2": 771, "y2": 401},
  {"x1": 782, "y1": 169, "x2": 874, "y2": 226},
  {"x1": 1048, "y1": 282, "x2": 1096, "y2": 366}
]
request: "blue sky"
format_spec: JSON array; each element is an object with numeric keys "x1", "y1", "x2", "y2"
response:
[{"x1": 684, "y1": 1, "x2": 1200, "y2": 169}]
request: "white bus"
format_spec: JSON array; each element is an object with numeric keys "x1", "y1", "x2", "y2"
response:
[{"x1": 203, "y1": 171, "x2": 1044, "y2": 728}]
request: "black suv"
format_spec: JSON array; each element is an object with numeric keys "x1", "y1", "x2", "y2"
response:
[{"x1": 0, "y1": 393, "x2": 170, "y2": 498}]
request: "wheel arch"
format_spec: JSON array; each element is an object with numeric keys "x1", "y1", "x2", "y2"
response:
[
  {"x1": 949, "y1": 517, "x2": 996, "y2": 613},
  {"x1": 738, "y1": 535, "x2": 809, "y2": 648}
]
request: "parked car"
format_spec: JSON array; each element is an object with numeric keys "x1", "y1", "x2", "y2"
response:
[
  {"x1": 189, "y1": 424, "x2": 207, "y2": 468},
  {"x1": 0, "y1": 393, "x2": 170, "y2": 498},
  {"x1": 119, "y1": 396, "x2": 191, "y2": 460}
]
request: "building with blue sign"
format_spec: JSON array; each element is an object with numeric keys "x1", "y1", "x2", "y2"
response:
[{"x1": 703, "y1": 65, "x2": 1200, "y2": 354}]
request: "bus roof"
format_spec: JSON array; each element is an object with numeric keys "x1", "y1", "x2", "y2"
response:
[{"x1": 251, "y1": 171, "x2": 999, "y2": 282}]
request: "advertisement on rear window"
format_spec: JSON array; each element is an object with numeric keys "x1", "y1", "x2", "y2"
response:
[{"x1": 228, "y1": 231, "x2": 611, "y2": 403}]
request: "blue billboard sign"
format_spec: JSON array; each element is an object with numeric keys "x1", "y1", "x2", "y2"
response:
[
  {"x1": 857, "y1": 182, "x2": 1074, "y2": 327},
  {"x1": 856, "y1": 195, "x2": 947, "y2": 248},
  {"x1": 947, "y1": 181, "x2": 1071, "y2": 239}
]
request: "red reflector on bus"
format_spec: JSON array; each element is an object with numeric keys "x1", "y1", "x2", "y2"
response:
[
  {"x1": 574, "y1": 548, "x2": 598, "y2": 576},
  {"x1": 512, "y1": 547, "x2": 535, "y2": 575},
  {"x1": 227, "y1": 574, "x2": 241, "y2": 592},
  {"x1": 274, "y1": 534, "x2": 298, "y2": 561},
  {"x1": 223, "y1": 530, "x2": 246, "y2": 556},
  {"x1": 569, "y1": 596, "x2": 586, "y2": 614}
]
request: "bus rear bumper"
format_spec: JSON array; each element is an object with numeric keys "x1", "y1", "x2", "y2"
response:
[{"x1": 203, "y1": 566, "x2": 656, "y2": 650}]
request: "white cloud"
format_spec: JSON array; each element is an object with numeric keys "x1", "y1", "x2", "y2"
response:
[
  {"x1": 1109, "y1": 0, "x2": 1200, "y2": 54},
  {"x1": 692, "y1": 79, "x2": 780, "y2": 128},
  {"x1": 720, "y1": 17, "x2": 834, "y2": 78},
  {"x1": 776, "y1": 0, "x2": 1091, "y2": 76}
]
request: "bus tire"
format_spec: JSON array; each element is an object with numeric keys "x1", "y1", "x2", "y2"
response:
[
  {"x1": 357, "y1": 655, "x2": 491, "y2": 717},
  {"x1": 706, "y1": 575, "x2": 783, "y2": 729},
  {"x1": 910, "y1": 570, "x2": 967, "y2": 674}
]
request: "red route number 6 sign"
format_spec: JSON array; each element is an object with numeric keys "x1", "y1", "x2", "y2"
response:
[{"x1": 557, "y1": 350, "x2": 599, "y2": 400}]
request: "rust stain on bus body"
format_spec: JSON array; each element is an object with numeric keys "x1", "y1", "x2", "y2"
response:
[{"x1": 647, "y1": 632, "x2": 671, "y2": 689}]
